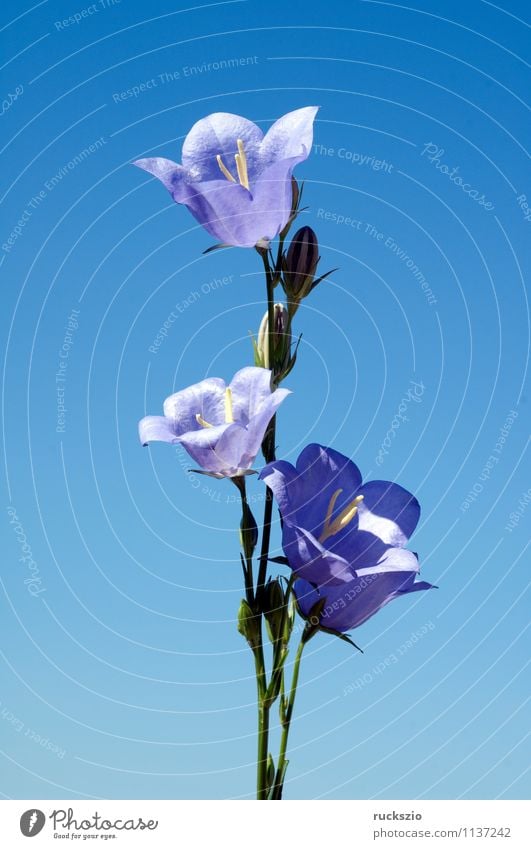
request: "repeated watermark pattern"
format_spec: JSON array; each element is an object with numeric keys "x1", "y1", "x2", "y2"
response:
[
  {"x1": 148, "y1": 275, "x2": 233, "y2": 354},
  {"x1": 44, "y1": 138, "x2": 107, "y2": 192},
  {"x1": 56, "y1": 309, "x2": 81, "y2": 434},
  {"x1": 314, "y1": 142, "x2": 394, "y2": 172},
  {"x1": 515, "y1": 194, "x2": 531, "y2": 224},
  {"x1": 0, "y1": 701, "x2": 66, "y2": 759},
  {"x1": 375, "y1": 380, "x2": 426, "y2": 465},
  {"x1": 113, "y1": 58, "x2": 260, "y2": 103},
  {"x1": 1, "y1": 0, "x2": 529, "y2": 805},
  {"x1": 504, "y1": 488, "x2": 531, "y2": 534},
  {"x1": 343, "y1": 621, "x2": 435, "y2": 696},
  {"x1": 53, "y1": 0, "x2": 121, "y2": 31},
  {"x1": 460, "y1": 410, "x2": 518, "y2": 513},
  {"x1": 6, "y1": 506, "x2": 45, "y2": 597},
  {"x1": 3, "y1": 138, "x2": 106, "y2": 254},
  {"x1": 420, "y1": 143, "x2": 495, "y2": 211},
  {"x1": 1, "y1": 83, "x2": 23, "y2": 116},
  {"x1": 317, "y1": 208, "x2": 438, "y2": 306}
]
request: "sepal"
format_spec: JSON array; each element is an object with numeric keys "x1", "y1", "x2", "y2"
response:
[{"x1": 237, "y1": 599, "x2": 261, "y2": 649}]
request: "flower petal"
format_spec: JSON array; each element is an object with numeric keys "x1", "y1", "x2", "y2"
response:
[
  {"x1": 293, "y1": 444, "x2": 363, "y2": 539},
  {"x1": 295, "y1": 566, "x2": 431, "y2": 632},
  {"x1": 133, "y1": 157, "x2": 190, "y2": 201},
  {"x1": 332, "y1": 528, "x2": 390, "y2": 569},
  {"x1": 134, "y1": 159, "x2": 245, "y2": 244},
  {"x1": 245, "y1": 155, "x2": 304, "y2": 239},
  {"x1": 282, "y1": 523, "x2": 353, "y2": 585},
  {"x1": 180, "y1": 178, "x2": 264, "y2": 247},
  {"x1": 237, "y1": 389, "x2": 291, "y2": 468},
  {"x1": 259, "y1": 106, "x2": 319, "y2": 169},
  {"x1": 182, "y1": 112, "x2": 264, "y2": 182},
  {"x1": 183, "y1": 156, "x2": 307, "y2": 247},
  {"x1": 356, "y1": 480, "x2": 420, "y2": 546},
  {"x1": 178, "y1": 422, "x2": 242, "y2": 475},
  {"x1": 163, "y1": 377, "x2": 227, "y2": 434},
  {"x1": 229, "y1": 366, "x2": 274, "y2": 421},
  {"x1": 354, "y1": 545, "x2": 420, "y2": 577},
  {"x1": 215, "y1": 388, "x2": 290, "y2": 471},
  {"x1": 138, "y1": 415, "x2": 177, "y2": 446},
  {"x1": 260, "y1": 459, "x2": 300, "y2": 519}
]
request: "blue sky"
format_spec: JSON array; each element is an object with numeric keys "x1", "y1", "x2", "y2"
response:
[{"x1": 1, "y1": 0, "x2": 529, "y2": 800}]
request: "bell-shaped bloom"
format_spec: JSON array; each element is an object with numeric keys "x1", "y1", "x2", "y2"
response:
[
  {"x1": 133, "y1": 107, "x2": 318, "y2": 248},
  {"x1": 139, "y1": 367, "x2": 290, "y2": 478},
  {"x1": 260, "y1": 444, "x2": 434, "y2": 632}
]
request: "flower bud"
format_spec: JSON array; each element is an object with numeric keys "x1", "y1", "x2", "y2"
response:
[
  {"x1": 263, "y1": 578, "x2": 286, "y2": 644},
  {"x1": 283, "y1": 226, "x2": 319, "y2": 301},
  {"x1": 256, "y1": 302, "x2": 291, "y2": 372},
  {"x1": 239, "y1": 504, "x2": 258, "y2": 560},
  {"x1": 237, "y1": 598, "x2": 261, "y2": 648},
  {"x1": 279, "y1": 178, "x2": 301, "y2": 239}
]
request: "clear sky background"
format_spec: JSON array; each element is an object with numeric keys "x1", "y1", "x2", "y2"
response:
[{"x1": 1, "y1": 0, "x2": 529, "y2": 800}]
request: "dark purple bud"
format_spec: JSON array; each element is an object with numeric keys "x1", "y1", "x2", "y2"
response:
[{"x1": 283, "y1": 226, "x2": 320, "y2": 300}]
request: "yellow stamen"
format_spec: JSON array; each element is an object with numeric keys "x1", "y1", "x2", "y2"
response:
[
  {"x1": 216, "y1": 154, "x2": 236, "y2": 183},
  {"x1": 224, "y1": 387, "x2": 234, "y2": 423},
  {"x1": 320, "y1": 489, "x2": 343, "y2": 538},
  {"x1": 319, "y1": 492, "x2": 364, "y2": 544},
  {"x1": 235, "y1": 138, "x2": 250, "y2": 190},
  {"x1": 195, "y1": 413, "x2": 213, "y2": 428}
]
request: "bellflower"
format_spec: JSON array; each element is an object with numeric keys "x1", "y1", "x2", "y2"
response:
[
  {"x1": 134, "y1": 106, "x2": 318, "y2": 248},
  {"x1": 260, "y1": 444, "x2": 434, "y2": 632},
  {"x1": 139, "y1": 367, "x2": 290, "y2": 478}
]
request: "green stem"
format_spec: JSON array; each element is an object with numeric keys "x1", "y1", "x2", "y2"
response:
[
  {"x1": 256, "y1": 246, "x2": 277, "y2": 601},
  {"x1": 271, "y1": 636, "x2": 306, "y2": 799},
  {"x1": 252, "y1": 245, "x2": 281, "y2": 799},
  {"x1": 233, "y1": 476, "x2": 255, "y2": 608},
  {"x1": 252, "y1": 238, "x2": 292, "y2": 799},
  {"x1": 253, "y1": 643, "x2": 269, "y2": 799}
]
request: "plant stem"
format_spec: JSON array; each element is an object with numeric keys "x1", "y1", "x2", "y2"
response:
[
  {"x1": 256, "y1": 246, "x2": 277, "y2": 601},
  {"x1": 252, "y1": 642, "x2": 269, "y2": 799},
  {"x1": 252, "y1": 238, "x2": 293, "y2": 799},
  {"x1": 271, "y1": 636, "x2": 306, "y2": 799},
  {"x1": 233, "y1": 476, "x2": 255, "y2": 608},
  {"x1": 250, "y1": 245, "x2": 279, "y2": 799}
]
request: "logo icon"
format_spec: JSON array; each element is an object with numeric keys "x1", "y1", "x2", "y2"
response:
[{"x1": 20, "y1": 810, "x2": 46, "y2": 837}]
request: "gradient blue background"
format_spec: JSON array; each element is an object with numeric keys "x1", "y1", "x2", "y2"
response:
[{"x1": 1, "y1": 0, "x2": 529, "y2": 800}]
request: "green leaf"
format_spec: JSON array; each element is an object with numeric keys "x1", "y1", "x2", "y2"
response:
[
  {"x1": 266, "y1": 753, "x2": 276, "y2": 796},
  {"x1": 268, "y1": 556, "x2": 289, "y2": 566},
  {"x1": 319, "y1": 624, "x2": 364, "y2": 653},
  {"x1": 202, "y1": 242, "x2": 232, "y2": 254}
]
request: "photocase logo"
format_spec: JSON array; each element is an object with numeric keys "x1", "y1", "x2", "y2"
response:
[{"x1": 20, "y1": 809, "x2": 46, "y2": 837}]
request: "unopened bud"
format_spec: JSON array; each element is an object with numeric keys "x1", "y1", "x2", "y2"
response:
[
  {"x1": 239, "y1": 504, "x2": 258, "y2": 559},
  {"x1": 283, "y1": 226, "x2": 319, "y2": 301},
  {"x1": 256, "y1": 302, "x2": 291, "y2": 371},
  {"x1": 263, "y1": 578, "x2": 286, "y2": 643},
  {"x1": 279, "y1": 178, "x2": 301, "y2": 239},
  {"x1": 237, "y1": 598, "x2": 261, "y2": 648}
]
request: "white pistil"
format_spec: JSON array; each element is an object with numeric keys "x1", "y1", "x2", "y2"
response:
[
  {"x1": 224, "y1": 387, "x2": 234, "y2": 423},
  {"x1": 319, "y1": 490, "x2": 364, "y2": 544},
  {"x1": 216, "y1": 154, "x2": 236, "y2": 183},
  {"x1": 234, "y1": 138, "x2": 250, "y2": 190},
  {"x1": 196, "y1": 413, "x2": 213, "y2": 428}
]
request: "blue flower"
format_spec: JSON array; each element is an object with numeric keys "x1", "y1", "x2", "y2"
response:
[
  {"x1": 260, "y1": 444, "x2": 434, "y2": 632},
  {"x1": 139, "y1": 367, "x2": 290, "y2": 478},
  {"x1": 134, "y1": 107, "x2": 318, "y2": 248}
]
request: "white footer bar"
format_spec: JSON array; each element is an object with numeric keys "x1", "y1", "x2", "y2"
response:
[{"x1": 0, "y1": 799, "x2": 528, "y2": 848}]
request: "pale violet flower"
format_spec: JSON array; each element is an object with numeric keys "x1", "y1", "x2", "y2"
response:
[
  {"x1": 139, "y1": 367, "x2": 290, "y2": 478},
  {"x1": 134, "y1": 107, "x2": 318, "y2": 247}
]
